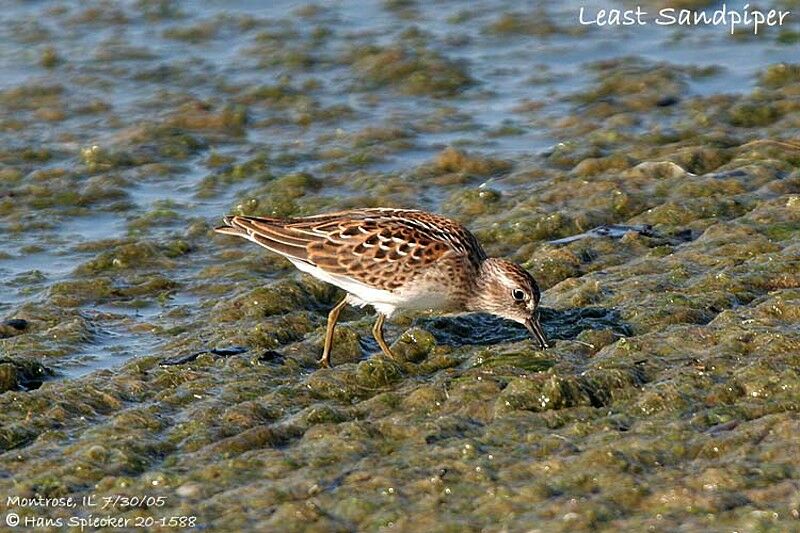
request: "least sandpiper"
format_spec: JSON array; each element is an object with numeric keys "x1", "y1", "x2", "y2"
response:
[{"x1": 215, "y1": 208, "x2": 549, "y2": 366}]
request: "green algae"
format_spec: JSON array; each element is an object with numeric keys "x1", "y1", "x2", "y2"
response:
[
  {"x1": 39, "y1": 46, "x2": 61, "y2": 68},
  {"x1": 429, "y1": 147, "x2": 512, "y2": 178},
  {"x1": 759, "y1": 63, "x2": 800, "y2": 88},
  {"x1": 346, "y1": 44, "x2": 473, "y2": 97},
  {"x1": 0, "y1": 83, "x2": 64, "y2": 110},
  {"x1": 127, "y1": 204, "x2": 183, "y2": 232},
  {"x1": 728, "y1": 102, "x2": 781, "y2": 127},
  {"x1": 355, "y1": 357, "x2": 403, "y2": 389},
  {"x1": 167, "y1": 102, "x2": 248, "y2": 135},
  {"x1": 0, "y1": 358, "x2": 52, "y2": 392},
  {"x1": 390, "y1": 327, "x2": 436, "y2": 363},
  {"x1": 485, "y1": 10, "x2": 565, "y2": 37},
  {"x1": 213, "y1": 279, "x2": 330, "y2": 322},
  {"x1": 571, "y1": 59, "x2": 688, "y2": 111},
  {"x1": 163, "y1": 21, "x2": 220, "y2": 43},
  {"x1": 0, "y1": 2, "x2": 799, "y2": 532},
  {"x1": 74, "y1": 240, "x2": 191, "y2": 275}
]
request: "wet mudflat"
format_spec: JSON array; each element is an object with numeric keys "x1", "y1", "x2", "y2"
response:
[{"x1": 0, "y1": 0, "x2": 799, "y2": 530}]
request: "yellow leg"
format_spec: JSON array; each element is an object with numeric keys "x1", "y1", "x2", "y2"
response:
[
  {"x1": 372, "y1": 313, "x2": 395, "y2": 359},
  {"x1": 319, "y1": 296, "x2": 348, "y2": 367}
]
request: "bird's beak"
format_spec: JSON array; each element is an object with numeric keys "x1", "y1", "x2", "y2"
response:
[{"x1": 525, "y1": 313, "x2": 549, "y2": 350}]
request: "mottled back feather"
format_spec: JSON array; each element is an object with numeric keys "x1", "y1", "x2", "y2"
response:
[{"x1": 216, "y1": 208, "x2": 486, "y2": 291}]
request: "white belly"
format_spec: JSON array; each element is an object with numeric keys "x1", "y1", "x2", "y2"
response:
[{"x1": 289, "y1": 259, "x2": 402, "y2": 317}]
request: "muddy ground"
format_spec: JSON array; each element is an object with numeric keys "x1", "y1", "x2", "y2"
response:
[{"x1": 0, "y1": 0, "x2": 798, "y2": 531}]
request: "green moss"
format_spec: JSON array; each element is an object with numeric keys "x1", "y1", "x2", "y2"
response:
[
  {"x1": 444, "y1": 187, "x2": 502, "y2": 216},
  {"x1": 167, "y1": 102, "x2": 247, "y2": 134},
  {"x1": 75, "y1": 241, "x2": 186, "y2": 275},
  {"x1": 0, "y1": 84, "x2": 63, "y2": 110},
  {"x1": 163, "y1": 21, "x2": 219, "y2": 42},
  {"x1": 485, "y1": 11, "x2": 562, "y2": 36},
  {"x1": 205, "y1": 151, "x2": 236, "y2": 168},
  {"x1": 351, "y1": 126, "x2": 414, "y2": 149},
  {"x1": 306, "y1": 370, "x2": 361, "y2": 402},
  {"x1": 50, "y1": 278, "x2": 116, "y2": 306},
  {"x1": 40, "y1": 46, "x2": 61, "y2": 68},
  {"x1": 214, "y1": 280, "x2": 326, "y2": 322},
  {"x1": 727, "y1": 102, "x2": 781, "y2": 127},
  {"x1": 322, "y1": 326, "x2": 363, "y2": 366},
  {"x1": 390, "y1": 327, "x2": 436, "y2": 363},
  {"x1": 347, "y1": 44, "x2": 473, "y2": 97},
  {"x1": 474, "y1": 350, "x2": 556, "y2": 372},
  {"x1": 355, "y1": 356, "x2": 403, "y2": 388},
  {"x1": 197, "y1": 154, "x2": 272, "y2": 196},
  {"x1": 776, "y1": 30, "x2": 800, "y2": 45},
  {"x1": 304, "y1": 404, "x2": 350, "y2": 425},
  {"x1": 2, "y1": 3, "x2": 800, "y2": 531},
  {"x1": 127, "y1": 207, "x2": 182, "y2": 231},
  {"x1": 119, "y1": 275, "x2": 179, "y2": 298},
  {"x1": 0, "y1": 363, "x2": 18, "y2": 392},
  {"x1": 80, "y1": 145, "x2": 136, "y2": 171},
  {"x1": 128, "y1": 124, "x2": 208, "y2": 160},
  {"x1": 430, "y1": 147, "x2": 511, "y2": 177},
  {"x1": 573, "y1": 60, "x2": 686, "y2": 111},
  {"x1": 237, "y1": 83, "x2": 312, "y2": 108},
  {"x1": 758, "y1": 221, "x2": 800, "y2": 241},
  {"x1": 759, "y1": 63, "x2": 800, "y2": 88},
  {"x1": 577, "y1": 329, "x2": 621, "y2": 354},
  {"x1": 383, "y1": 0, "x2": 417, "y2": 12},
  {"x1": 20, "y1": 147, "x2": 53, "y2": 162},
  {"x1": 573, "y1": 154, "x2": 636, "y2": 178},
  {"x1": 136, "y1": 0, "x2": 184, "y2": 20}
]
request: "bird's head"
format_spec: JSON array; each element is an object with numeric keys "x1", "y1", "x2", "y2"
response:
[{"x1": 470, "y1": 258, "x2": 549, "y2": 349}]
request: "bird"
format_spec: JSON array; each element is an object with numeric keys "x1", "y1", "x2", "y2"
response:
[{"x1": 214, "y1": 208, "x2": 549, "y2": 367}]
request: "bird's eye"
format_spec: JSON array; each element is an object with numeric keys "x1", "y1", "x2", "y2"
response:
[{"x1": 511, "y1": 289, "x2": 526, "y2": 302}]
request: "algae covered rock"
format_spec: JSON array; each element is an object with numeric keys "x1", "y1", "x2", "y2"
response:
[
  {"x1": 0, "y1": 363, "x2": 18, "y2": 392},
  {"x1": 355, "y1": 356, "x2": 403, "y2": 389},
  {"x1": 390, "y1": 327, "x2": 436, "y2": 363},
  {"x1": 2, "y1": 1, "x2": 800, "y2": 531},
  {"x1": 305, "y1": 369, "x2": 361, "y2": 403},
  {"x1": 347, "y1": 44, "x2": 473, "y2": 97},
  {"x1": 496, "y1": 374, "x2": 594, "y2": 414}
]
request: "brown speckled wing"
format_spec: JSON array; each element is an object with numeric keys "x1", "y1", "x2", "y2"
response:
[{"x1": 219, "y1": 209, "x2": 486, "y2": 291}]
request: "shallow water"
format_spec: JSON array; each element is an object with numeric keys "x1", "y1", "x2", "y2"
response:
[{"x1": 1, "y1": 0, "x2": 799, "y2": 530}]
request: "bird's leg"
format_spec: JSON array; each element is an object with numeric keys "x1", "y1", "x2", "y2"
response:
[
  {"x1": 319, "y1": 296, "x2": 348, "y2": 367},
  {"x1": 371, "y1": 313, "x2": 396, "y2": 359}
]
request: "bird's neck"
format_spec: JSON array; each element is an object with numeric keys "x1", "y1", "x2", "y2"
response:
[{"x1": 464, "y1": 258, "x2": 498, "y2": 313}]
